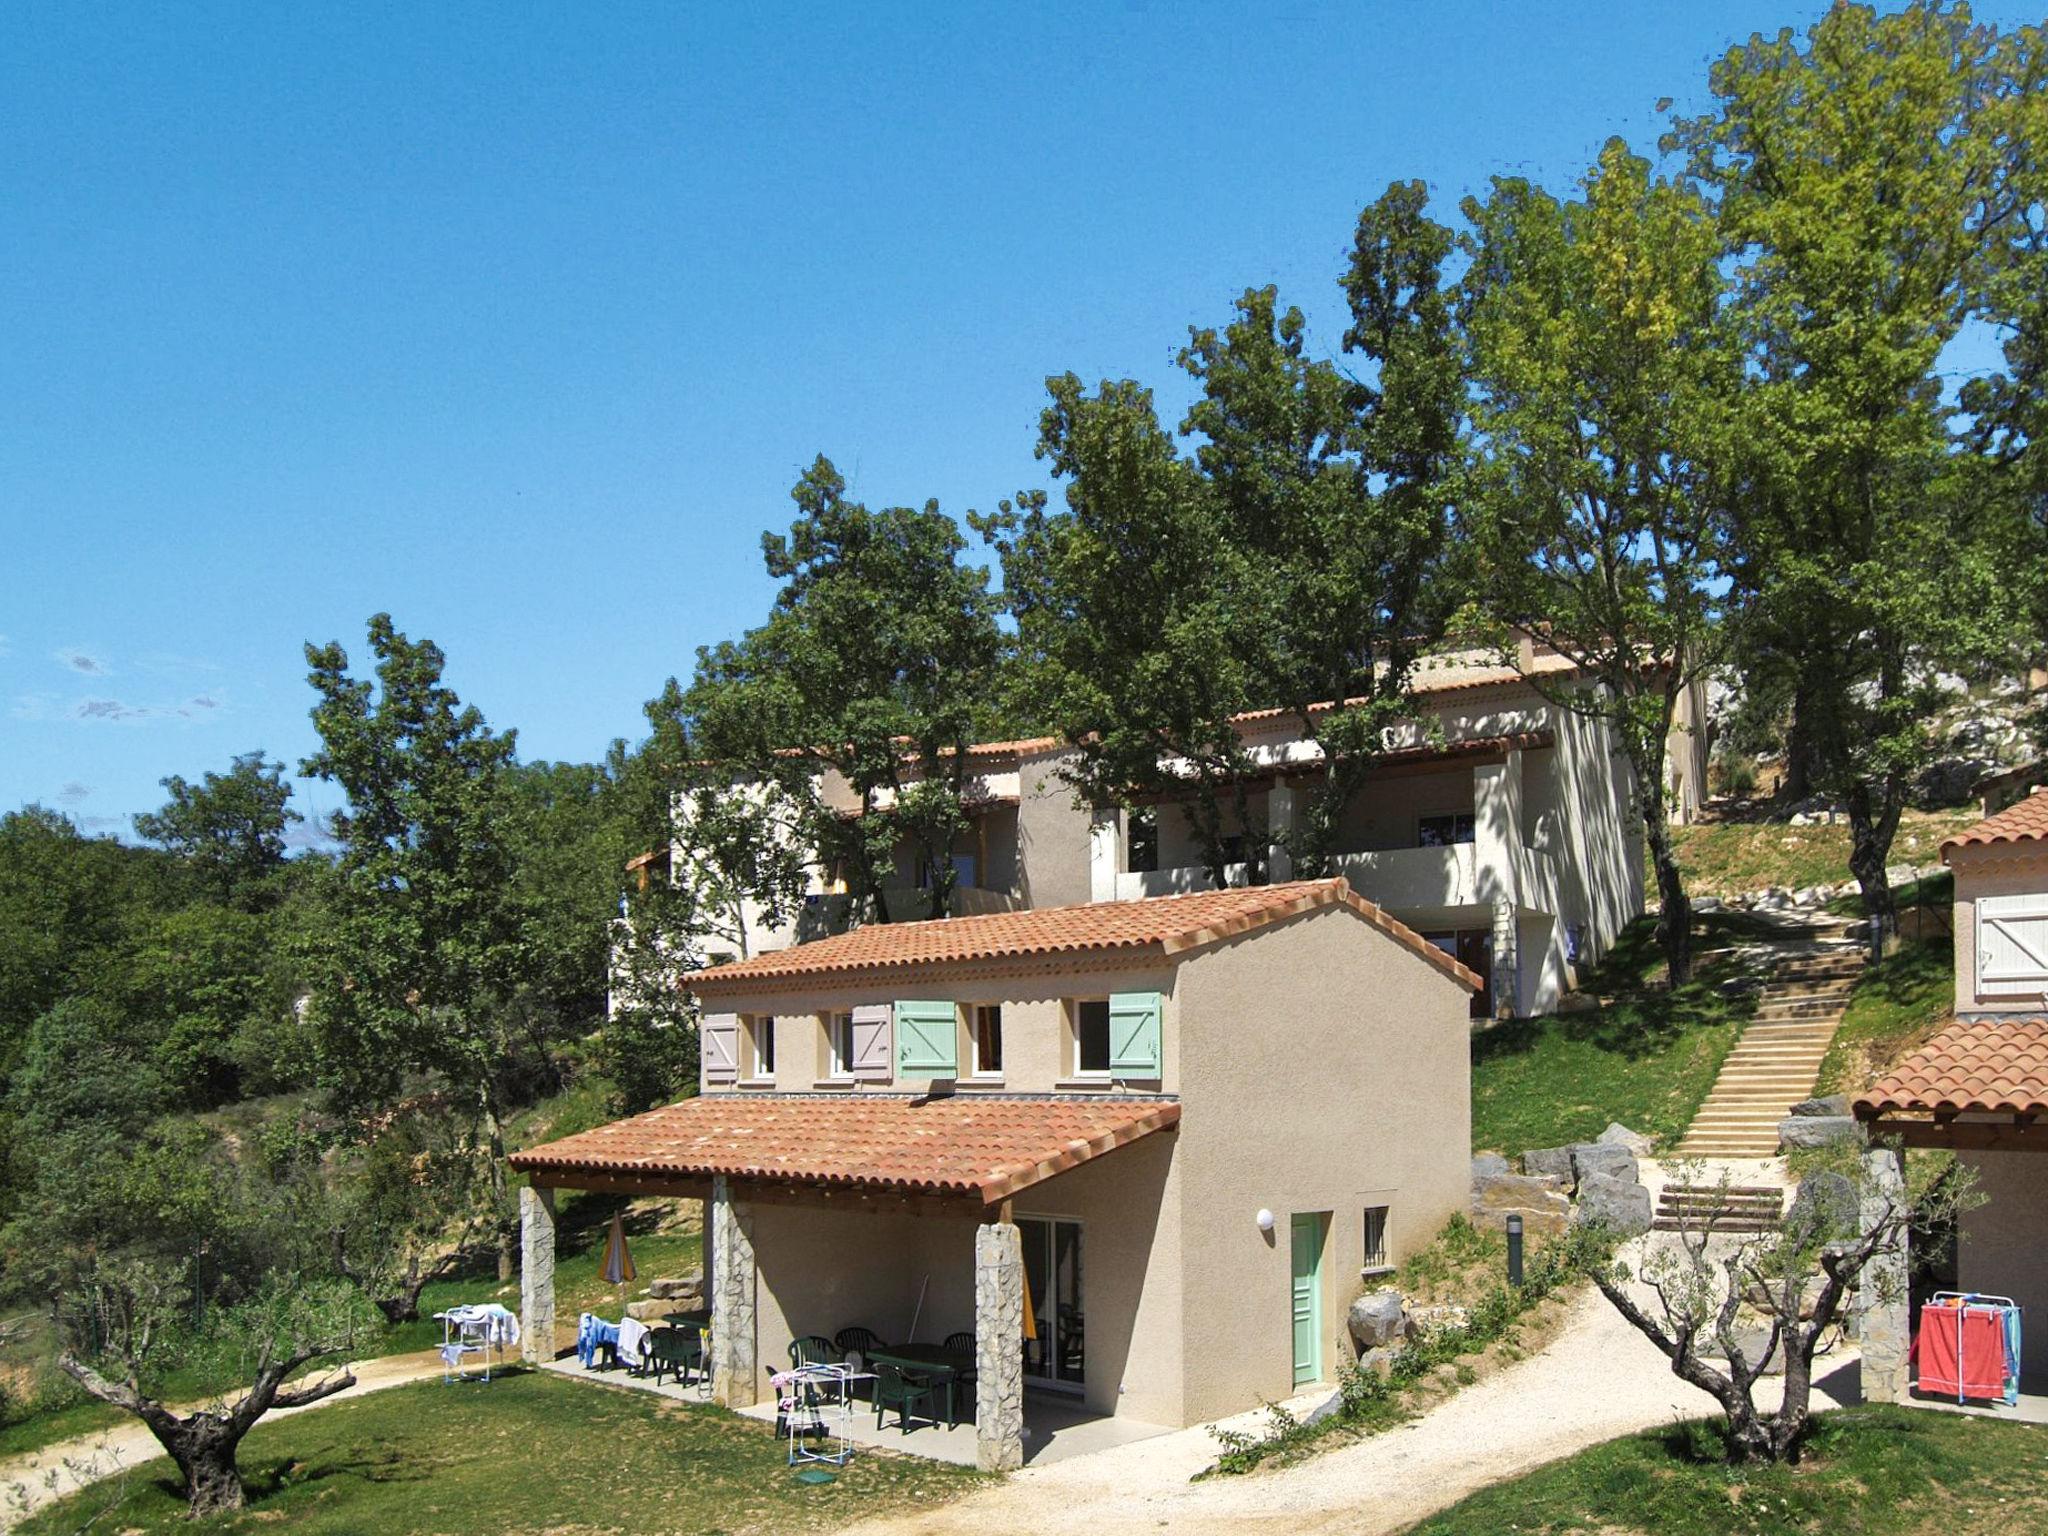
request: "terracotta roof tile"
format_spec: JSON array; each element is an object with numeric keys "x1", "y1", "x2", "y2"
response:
[
  {"x1": 686, "y1": 878, "x2": 1482, "y2": 994},
  {"x1": 1943, "y1": 789, "x2": 2048, "y2": 857},
  {"x1": 509, "y1": 1094, "x2": 1181, "y2": 1203},
  {"x1": 1855, "y1": 1017, "x2": 2048, "y2": 1116}
]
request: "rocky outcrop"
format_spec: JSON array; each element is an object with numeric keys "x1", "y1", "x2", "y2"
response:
[
  {"x1": 1598, "y1": 1123, "x2": 1654, "y2": 1156},
  {"x1": 1777, "y1": 1114, "x2": 1862, "y2": 1151},
  {"x1": 1470, "y1": 1168, "x2": 1572, "y2": 1236}
]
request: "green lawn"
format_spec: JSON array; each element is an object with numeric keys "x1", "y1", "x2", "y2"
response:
[
  {"x1": 1407, "y1": 1405, "x2": 2048, "y2": 1536},
  {"x1": 20, "y1": 1369, "x2": 982, "y2": 1535},
  {"x1": 1471, "y1": 919, "x2": 1755, "y2": 1155},
  {"x1": 0, "y1": 1196, "x2": 700, "y2": 1460},
  {"x1": 1814, "y1": 934, "x2": 1955, "y2": 1097}
]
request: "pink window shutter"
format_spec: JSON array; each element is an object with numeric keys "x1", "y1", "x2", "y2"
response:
[
  {"x1": 850, "y1": 1003, "x2": 892, "y2": 1080},
  {"x1": 701, "y1": 1012, "x2": 740, "y2": 1084}
]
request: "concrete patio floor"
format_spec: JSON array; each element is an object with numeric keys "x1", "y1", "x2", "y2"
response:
[{"x1": 537, "y1": 1354, "x2": 1173, "y2": 1467}]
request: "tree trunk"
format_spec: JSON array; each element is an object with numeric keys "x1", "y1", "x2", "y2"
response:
[
  {"x1": 1627, "y1": 712, "x2": 1691, "y2": 987},
  {"x1": 480, "y1": 1089, "x2": 515, "y2": 1284},
  {"x1": 1845, "y1": 778, "x2": 1903, "y2": 965},
  {"x1": 175, "y1": 1416, "x2": 249, "y2": 1516}
]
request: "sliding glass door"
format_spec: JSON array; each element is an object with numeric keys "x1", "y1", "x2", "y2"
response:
[{"x1": 1017, "y1": 1216, "x2": 1085, "y2": 1392}]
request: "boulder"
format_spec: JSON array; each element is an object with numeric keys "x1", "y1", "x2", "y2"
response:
[
  {"x1": 1347, "y1": 1289, "x2": 1408, "y2": 1351},
  {"x1": 1570, "y1": 1141, "x2": 1639, "y2": 1187},
  {"x1": 647, "y1": 1272, "x2": 705, "y2": 1301},
  {"x1": 1471, "y1": 1170, "x2": 1572, "y2": 1236},
  {"x1": 1788, "y1": 1094, "x2": 1849, "y2": 1119},
  {"x1": 1693, "y1": 896, "x2": 1724, "y2": 913},
  {"x1": 1572, "y1": 1170, "x2": 1653, "y2": 1236},
  {"x1": 1522, "y1": 1146, "x2": 1575, "y2": 1184},
  {"x1": 1471, "y1": 1152, "x2": 1511, "y2": 1179},
  {"x1": 1778, "y1": 1114, "x2": 1863, "y2": 1151},
  {"x1": 624, "y1": 1299, "x2": 677, "y2": 1321},
  {"x1": 1786, "y1": 1170, "x2": 1860, "y2": 1245},
  {"x1": 1597, "y1": 1123, "x2": 1654, "y2": 1157}
]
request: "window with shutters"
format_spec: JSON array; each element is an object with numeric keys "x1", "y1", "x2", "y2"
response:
[
  {"x1": 746, "y1": 1014, "x2": 776, "y2": 1080},
  {"x1": 825, "y1": 1012, "x2": 856, "y2": 1079},
  {"x1": 971, "y1": 1005, "x2": 1003, "y2": 1077},
  {"x1": 1072, "y1": 999, "x2": 1111, "y2": 1077},
  {"x1": 894, "y1": 1000, "x2": 959, "y2": 1077},
  {"x1": 1978, "y1": 894, "x2": 2048, "y2": 997}
]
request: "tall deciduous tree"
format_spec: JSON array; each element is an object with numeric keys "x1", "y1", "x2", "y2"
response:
[
  {"x1": 133, "y1": 751, "x2": 300, "y2": 910},
  {"x1": 1680, "y1": 2, "x2": 2036, "y2": 955},
  {"x1": 1458, "y1": 141, "x2": 1734, "y2": 985},
  {"x1": 687, "y1": 457, "x2": 1006, "y2": 922},
  {"x1": 301, "y1": 614, "x2": 523, "y2": 1277},
  {"x1": 984, "y1": 182, "x2": 1461, "y2": 888}
]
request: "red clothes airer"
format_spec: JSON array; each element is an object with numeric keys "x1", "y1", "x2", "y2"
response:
[{"x1": 1915, "y1": 1292, "x2": 2021, "y2": 1404}]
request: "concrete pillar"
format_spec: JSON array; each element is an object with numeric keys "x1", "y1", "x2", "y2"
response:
[
  {"x1": 519, "y1": 1184, "x2": 556, "y2": 1365},
  {"x1": 1474, "y1": 756, "x2": 1524, "y2": 1018},
  {"x1": 1089, "y1": 811, "x2": 1120, "y2": 902},
  {"x1": 709, "y1": 1175, "x2": 759, "y2": 1406},
  {"x1": 1856, "y1": 1146, "x2": 1912, "y2": 1404},
  {"x1": 974, "y1": 1220, "x2": 1026, "y2": 1472},
  {"x1": 1267, "y1": 783, "x2": 1296, "y2": 883}
]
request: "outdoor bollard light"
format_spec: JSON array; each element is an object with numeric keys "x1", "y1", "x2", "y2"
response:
[
  {"x1": 1506, "y1": 1213, "x2": 1524, "y2": 1287},
  {"x1": 1255, "y1": 1208, "x2": 1275, "y2": 1234}
]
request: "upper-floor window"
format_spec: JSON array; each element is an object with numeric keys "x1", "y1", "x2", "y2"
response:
[
  {"x1": 747, "y1": 1014, "x2": 776, "y2": 1079},
  {"x1": 972, "y1": 1005, "x2": 1004, "y2": 1077},
  {"x1": 918, "y1": 852, "x2": 979, "y2": 892},
  {"x1": 1417, "y1": 811, "x2": 1476, "y2": 848},
  {"x1": 1126, "y1": 810, "x2": 1158, "y2": 874},
  {"x1": 1072, "y1": 999, "x2": 1112, "y2": 1077},
  {"x1": 825, "y1": 1011, "x2": 855, "y2": 1079}
]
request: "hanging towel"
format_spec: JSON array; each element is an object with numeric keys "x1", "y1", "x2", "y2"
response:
[
  {"x1": 617, "y1": 1315, "x2": 651, "y2": 1367},
  {"x1": 1917, "y1": 1302, "x2": 2009, "y2": 1400}
]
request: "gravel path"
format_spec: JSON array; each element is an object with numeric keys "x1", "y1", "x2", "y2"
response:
[
  {"x1": 0, "y1": 1348, "x2": 452, "y2": 1523},
  {"x1": 850, "y1": 1283, "x2": 1864, "y2": 1536}
]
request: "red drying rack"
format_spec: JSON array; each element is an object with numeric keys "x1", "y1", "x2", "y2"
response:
[{"x1": 1916, "y1": 1292, "x2": 2021, "y2": 1405}]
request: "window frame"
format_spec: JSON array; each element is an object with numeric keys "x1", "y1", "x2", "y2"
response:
[
  {"x1": 1071, "y1": 998, "x2": 1113, "y2": 1079},
  {"x1": 970, "y1": 1004, "x2": 1004, "y2": 1079},
  {"x1": 1362, "y1": 1205, "x2": 1391, "y2": 1273},
  {"x1": 1416, "y1": 810, "x2": 1476, "y2": 848},
  {"x1": 746, "y1": 1013, "x2": 776, "y2": 1080},
  {"x1": 824, "y1": 1011, "x2": 856, "y2": 1080}
]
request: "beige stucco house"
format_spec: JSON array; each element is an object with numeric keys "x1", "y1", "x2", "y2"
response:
[
  {"x1": 1854, "y1": 789, "x2": 2048, "y2": 1400},
  {"x1": 517, "y1": 877, "x2": 1478, "y2": 1468},
  {"x1": 632, "y1": 641, "x2": 1703, "y2": 1022}
]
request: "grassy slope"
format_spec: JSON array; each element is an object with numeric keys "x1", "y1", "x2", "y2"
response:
[
  {"x1": 1814, "y1": 935, "x2": 1955, "y2": 1097},
  {"x1": 20, "y1": 1369, "x2": 981, "y2": 1535},
  {"x1": 1666, "y1": 807, "x2": 1978, "y2": 897},
  {"x1": 1471, "y1": 917, "x2": 1756, "y2": 1156},
  {"x1": 1408, "y1": 1405, "x2": 2048, "y2": 1536}
]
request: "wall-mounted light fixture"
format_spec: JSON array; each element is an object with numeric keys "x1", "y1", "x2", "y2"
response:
[{"x1": 1255, "y1": 1208, "x2": 1275, "y2": 1234}]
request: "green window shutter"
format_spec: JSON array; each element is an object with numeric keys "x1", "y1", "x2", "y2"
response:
[
  {"x1": 894, "y1": 1000, "x2": 959, "y2": 1077},
  {"x1": 1108, "y1": 991, "x2": 1162, "y2": 1075}
]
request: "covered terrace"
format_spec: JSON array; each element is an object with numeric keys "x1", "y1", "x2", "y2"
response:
[{"x1": 508, "y1": 1091, "x2": 1182, "y2": 1470}]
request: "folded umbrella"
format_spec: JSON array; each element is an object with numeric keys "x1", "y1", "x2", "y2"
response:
[{"x1": 601, "y1": 1211, "x2": 637, "y2": 1287}]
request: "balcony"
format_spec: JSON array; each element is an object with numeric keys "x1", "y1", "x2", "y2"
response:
[{"x1": 1113, "y1": 844, "x2": 1480, "y2": 909}]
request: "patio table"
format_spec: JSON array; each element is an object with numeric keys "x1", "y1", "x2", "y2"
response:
[{"x1": 866, "y1": 1344, "x2": 975, "y2": 1428}]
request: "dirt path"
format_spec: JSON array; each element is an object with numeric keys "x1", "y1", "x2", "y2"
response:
[
  {"x1": 0, "y1": 1348, "x2": 451, "y2": 1523},
  {"x1": 850, "y1": 1286, "x2": 1864, "y2": 1536}
]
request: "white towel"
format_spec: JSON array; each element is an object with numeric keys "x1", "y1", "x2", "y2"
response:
[{"x1": 617, "y1": 1315, "x2": 651, "y2": 1364}]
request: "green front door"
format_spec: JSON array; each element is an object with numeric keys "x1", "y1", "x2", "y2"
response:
[{"x1": 1290, "y1": 1213, "x2": 1324, "y2": 1386}]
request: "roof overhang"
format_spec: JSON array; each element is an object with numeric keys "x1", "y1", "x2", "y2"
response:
[
  {"x1": 509, "y1": 1093, "x2": 1183, "y2": 1206},
  {"x1": 1854, "y1": 1016, "x2": 2048, "y2": 1150}
]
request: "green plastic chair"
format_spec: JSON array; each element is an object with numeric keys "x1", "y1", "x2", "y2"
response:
[
  {"x1": 647, "y1": 1327, "x2": 702, "y2": 1387},
  {"x1": 873, "y1": 1358, "x2": 942, "y2": 1432}
]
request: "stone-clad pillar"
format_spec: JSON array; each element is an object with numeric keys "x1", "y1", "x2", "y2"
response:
[
  {"x1": 975, "y1": 1220, "x2": 1026, "y2": 1472},
  {"x1": 519, "y1": 1184, "x2": 556, "y2": 1365},
  {"x1": 1856, "y1": 1146, "x2": 1911, "y2": 1403},
  {"x1": 710, "y1": 1175, "x2": 759, "y2": 1407}
]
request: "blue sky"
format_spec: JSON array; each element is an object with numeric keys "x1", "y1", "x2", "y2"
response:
[{"x1": 1, "y1": 3, "x2": 2029, "y2": 839}]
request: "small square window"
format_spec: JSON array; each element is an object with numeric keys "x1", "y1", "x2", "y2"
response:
[
  {"x1": 972, "y1": 1005, "x2": 1003, "y2": 1077},
  {"x1": 1074, "y1": 1000, "x2": 1111, "y2": 1076},
  {"x1": 826, "y1": 1012, "x2": 855, "y2": 1079},
  {"x1": 1363, "y1": 1206, "x2": 1390, "y2": 1271}
]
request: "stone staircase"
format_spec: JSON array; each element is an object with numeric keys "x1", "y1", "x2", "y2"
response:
[
  {"x1": 1673, "y1": 948, "x2": 1865, "y2": 1158},
  {"x1": 1652, "y1": 1181, "x2": 1785, "y2": 1233}
]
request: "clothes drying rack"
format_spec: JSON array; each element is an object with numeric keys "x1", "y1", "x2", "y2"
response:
[
  {"x1": 1918, "y1": 1291, "x2": 2023, "y2": 1406},
  {"x1": 436, "y1": 1308, "x2": 501, "y2": 1385}
]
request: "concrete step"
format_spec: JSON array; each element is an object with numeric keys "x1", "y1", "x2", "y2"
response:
[{"x1": 1651, "y1": 1217, "x2": 1780, "y2": 1232}]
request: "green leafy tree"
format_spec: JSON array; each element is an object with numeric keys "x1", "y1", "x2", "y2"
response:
[
  {"x1": 1458, "y1": 140, "x2": 1734, "y2": 984},
  {"x1": 301, "y1": 614, "x2": 523, "y2": 1277},
  {"x1": 687, "y1": 457, "x2": 1006, "y2": 921},
  {"x1": 982, "y1": 183, "x2": 1461, "y2": 887},
  {"x1": 1679, "y1": 2, "x2": 2037, "y2": 954},
  {"x1": 133, "y1": 751, "x2": 300, "y2": 910},
  {"x1": 988, "y1": 376, "x2": 1268, "y2": 890}
]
